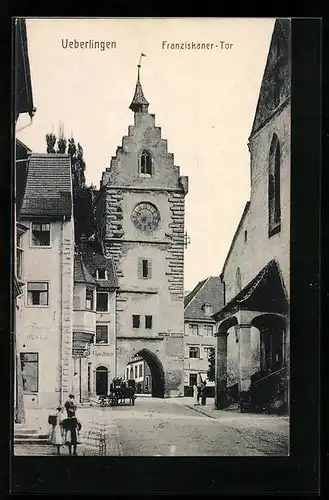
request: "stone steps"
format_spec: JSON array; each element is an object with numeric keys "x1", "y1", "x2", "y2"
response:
[
  {"x1": 14, "y1": 436, "x2": 50, "y2": 444},
  {"x1": 14, "y1": 424, "x2": 50, "y2": 444}
]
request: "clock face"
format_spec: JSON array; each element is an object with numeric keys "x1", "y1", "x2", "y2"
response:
[{"x1": 131, "y1": 202, "x2": 160, "y2": 232}]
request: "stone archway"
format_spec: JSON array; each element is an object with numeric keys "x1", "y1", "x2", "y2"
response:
[
  {"x1": 135, "y1": 349, "x2": 165, "y2": 398},
  {"x1": 250, "y1": 313, "x2": 288, "y2": 413},
  {"x1": 215, "y1": 316, "x2": 238, "y2": 409}
]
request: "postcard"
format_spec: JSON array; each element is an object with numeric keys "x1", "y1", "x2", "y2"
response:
[{"x1": 13, "y1": 17, "x2": 291, "y2": 462}]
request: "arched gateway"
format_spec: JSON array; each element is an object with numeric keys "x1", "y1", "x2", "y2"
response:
[
  {"x1": 136, "y1": 349, "x2": 165, "y2": 398},
  {"x1": 116, "y1": 338, "x2": 182, "y2": 398}
]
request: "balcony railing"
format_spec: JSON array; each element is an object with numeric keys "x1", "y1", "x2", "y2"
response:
[{"x1": 250, "y1": 366, "x2": 288, "y2": 414}]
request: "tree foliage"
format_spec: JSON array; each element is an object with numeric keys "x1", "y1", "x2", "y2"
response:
[
  {"x1": 46, "y1": 132, "x2": 56, "y2": 153},
  {"x1": 207, "y1": 347, "x2": 216, "y2": 382},
  {"x1": 45, "y1": 125, "x2": 96, "y2": 244},
  {"x1": 57, "y1": 123, "x2": 67, "y2": 154}
]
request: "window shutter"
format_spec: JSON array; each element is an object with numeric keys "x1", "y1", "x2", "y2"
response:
[
  {"x1": 184, "y1": 345, "x2": 189, "y2": 358},
  {"x1": 148, "y1": 259, "x2": 152, "y2": 279},
  {"x1": 137, "y1": 258, "x2": 142, "y2": 279}
]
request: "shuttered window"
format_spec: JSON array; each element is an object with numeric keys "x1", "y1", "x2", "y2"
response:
[
  {"x1": 189, "y1": 347, "x2": 200, "y2": 359},
  {"x1": 27, "y1": 282, "x2": 49, "y2": 306},
  {"x1": 96, "y1": 292, "x2": 108, "y2": 312},
  {"x1": 31, "y1": 223, "x2": 51, "y2": 247},
  {"x1": 204, "y1": 325, "x2": 213, "y2": 337},
  {"x1": 20, "y1": 352, "x2": 39, "y2": 392},
  {"x1": 73, "y1": 295, "x2": 81, "y2": 310},
  {"x1": 145, "y1": 315, "x2": 153, "y2": 329},
  {"x1": 86, "y1": 288, "x2": 94, "y2": 310},
  {"x1": 96, "y1": 324, "x2": 108, "y2": 344},
  {"x1": 138, "y1": 258, "x2": 152, "y2": 279},
  {"x1": 133, "y1": 315, "x2": 140, "y2": 328}
]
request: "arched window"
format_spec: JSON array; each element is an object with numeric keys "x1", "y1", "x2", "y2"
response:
[
  {"x1": 140, "y1": 150, "x2": 152, "y2": 176},
  {"x1": 268, "y1": 134, "x2": 281, "y2": 236},
  {"x1": 235, "y1": 267, "x2": 242, "y2": 294}
]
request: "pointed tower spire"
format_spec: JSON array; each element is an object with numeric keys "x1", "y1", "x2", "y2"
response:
[{"x1": 129, "y1": 53, "x2": 149, "y2": 113}]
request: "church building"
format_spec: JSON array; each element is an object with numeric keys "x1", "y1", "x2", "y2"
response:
[
  {"x1": 213, "y1": 19, "x2": 291, "y2": 415},
  {"x1": 94, "y1": 62, "x2": 189, "y2": 397}
]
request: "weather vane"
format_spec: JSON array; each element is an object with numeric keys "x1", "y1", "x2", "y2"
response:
[{"x1": 138, "y1": 52, "x2": 147, "y2": 67}]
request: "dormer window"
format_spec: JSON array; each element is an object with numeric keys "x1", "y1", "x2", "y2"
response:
[
  {"x1": 96, "y1": 269, "x2": 107, "y2": 280},
  {"x1": 140, "y1": 150, "x2": 152, "y2": 176},
  {"x1": 202, "y1": 303, "x2": 213, "y2": 316}
]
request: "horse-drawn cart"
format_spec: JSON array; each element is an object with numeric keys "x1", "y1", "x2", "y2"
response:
[{"x1": 98, "y1": 378, "x2": 136, "y2": 407}]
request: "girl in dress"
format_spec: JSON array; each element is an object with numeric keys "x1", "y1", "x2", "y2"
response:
[{"x1": 50, "y1": 406, "x2": 64, "y2": 455}]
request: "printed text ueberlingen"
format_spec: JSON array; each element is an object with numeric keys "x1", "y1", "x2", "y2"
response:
[{"x1": 61, "y1": 39, "x2": 117, "y2": 50}]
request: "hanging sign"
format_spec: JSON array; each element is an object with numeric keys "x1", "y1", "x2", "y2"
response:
[{"x1": 72, "y1": 345, "x2": 91, "y2": 358}]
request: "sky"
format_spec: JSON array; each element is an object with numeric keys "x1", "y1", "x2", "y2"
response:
[{"x1": 16, "y1": 17, "x2": 275, "y2": 292}]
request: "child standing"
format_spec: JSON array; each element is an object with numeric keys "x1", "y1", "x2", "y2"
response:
[{"x1": 50, "y1": 406, "x2": 64, "y2": 455}]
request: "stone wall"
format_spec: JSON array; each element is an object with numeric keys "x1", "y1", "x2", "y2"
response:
[{"x1": 167, "y1": 192, "x2": 185, "y2": 301}]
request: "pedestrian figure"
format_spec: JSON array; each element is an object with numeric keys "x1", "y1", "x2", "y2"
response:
[
  {"x1": 193, "y1": 384, "x2": 199, "y2": 405},
  {"x1": 64, "y1": 393, "x2": 77, "y2": 417},
  {"x1": 50, "y1": 406, "x2": 64, "y2": 455},
  {"x1": 201, "y1": 380, "x2": 207, "y2": 406},
  {"x1": 62, "y1": 414, "x2": 82, "y2": 456},
  {"x1": 196, "y1": 373, "x2": 203, "y2": 405}
]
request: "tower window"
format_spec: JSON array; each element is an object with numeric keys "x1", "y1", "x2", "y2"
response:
[
  {"x1": 138, "y1": 258, "x2": 152, "y2": 279},
  {"x1": 140, "y1": 150, "x2": 152, "y2": 176},
  {"x1": 145, "y1": 315, "x2": 153, "y2": 329},
  {"x1": 268, "y1": 134, "x2": 281, "y2": 237},
  {"x1": 133, "y1": 315, "x2": 140, "y2": 328}
]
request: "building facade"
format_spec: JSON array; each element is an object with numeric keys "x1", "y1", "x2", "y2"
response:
[
  {"x1": 16, "y1": 154, "x2": 75, "y2": 409},
  {"x1": 72, "y1": 241, "x2": 118, "y2": 399},
  {"x1": 184, "y1": 277, "x2": 224, "y2": 396},
  {"x1": 94, "y1": 64, "x2": 188, "y2": 397},
  {"x1": 124, "y1": 355, "x2": 152, "y2": 394},
  {"x1": 213, "y1": 19, "x2": 291, "y2": 414},
  {"x1": 14, "y1": 18, "x2": 36, "y2": 423}
]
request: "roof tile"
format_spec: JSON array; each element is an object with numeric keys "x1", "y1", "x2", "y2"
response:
[
  {"x1": 184, "y1": 276, "x2": 224, "y2": 321},
  {"x1": 20, "y1": 154, "x2": 72, "y2": 219}
]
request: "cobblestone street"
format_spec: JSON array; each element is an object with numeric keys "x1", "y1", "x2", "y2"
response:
[{"x1": 14, "y1": 396, "x2": 289, "y2": 457}]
